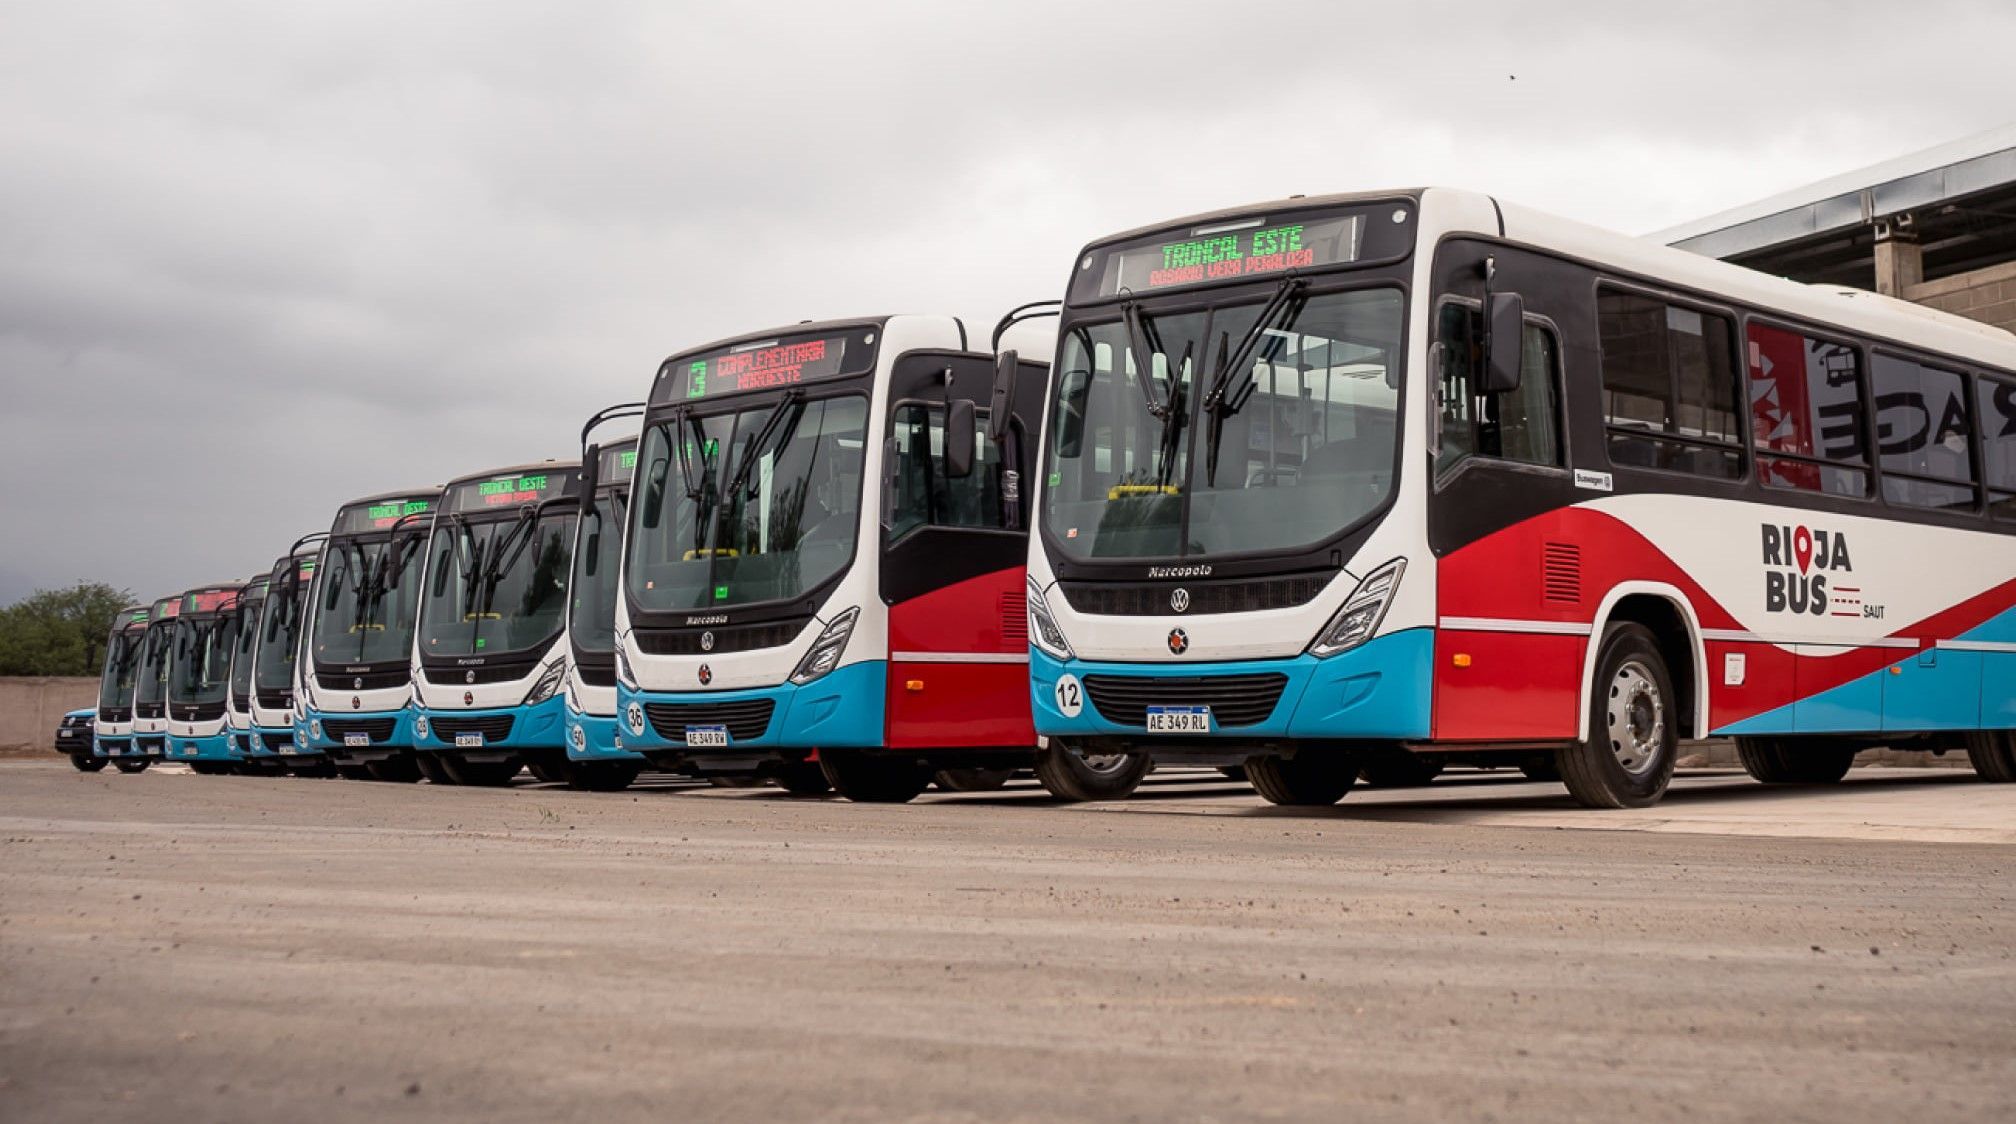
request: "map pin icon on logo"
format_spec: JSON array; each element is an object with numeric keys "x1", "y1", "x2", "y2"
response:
[{"x1": 1793, "y1": 526, "x2": 1813, "y2": 574}]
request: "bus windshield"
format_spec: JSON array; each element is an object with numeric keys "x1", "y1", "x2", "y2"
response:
[
  {"x1": 1043, "y1": 287, "x2": 1404, "y2": 561},
  {"x1": 133, "y1": 623, "x2": 171, "y2": 708},
  {"x1": 170, "y1": 616, "x2": 235, "y2": 706},
  {"x1": 627, "y1": 395, "x2": 867, "y2": 612},
  {"x1": 229, "y1": 597, "x2": 264, "y2": 701},
  {"x1": 97, "y1": 629, "x2": 143, "y2": 710},
  {"x1": 418, "y1": 511, "x2": 574, "y2": 658},
  {"x1": 312, "y1": 538, "x2": 425, "y2": 666},
  {"x1": 569, "y1": 493, "x2": 624, "y2": 654},
  {"x1": 257, "y1": 586, "x2": 308, "y2": 692}
]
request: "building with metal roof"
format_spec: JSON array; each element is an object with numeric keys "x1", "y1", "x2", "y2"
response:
[{"x1": 1657, "y1": 125, "x2": 2016, "y2": 334}]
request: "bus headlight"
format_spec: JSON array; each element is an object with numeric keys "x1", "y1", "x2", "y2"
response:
[
  {"x1": 1026, "y1": 578, "x2": 1074, "y2": 661},
  {"x1": 1308, "y1": 558, "x2": 1405, "y2": 658},
  {"x1": 615, "y1": 643, "x2": 639, "y2": 690},
  {"x1": 308, "y1": 718, "x2": 323, "y2": 740},
  {"x1": 523, "y1": 659, "x2": 567, "y2": 706},
  {"x1": 789, "y1": 607, "x2": 859, "y2": 685}
]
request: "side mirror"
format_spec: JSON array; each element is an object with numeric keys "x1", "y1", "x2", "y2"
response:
[
  {"x1": 1482, "y1": 292, "x2": 1525, "y2": 394},
  {"x1": 988, "y1": 350, "x2": 1018, "y2": 444},
  {"x1": 944, "y1": 399, "x2": 977, "y2": 478}
]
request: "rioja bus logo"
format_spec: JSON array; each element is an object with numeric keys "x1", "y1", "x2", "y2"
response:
[{"x1": 1760, "y1": 523, "x2": 1874, "y2": 618}]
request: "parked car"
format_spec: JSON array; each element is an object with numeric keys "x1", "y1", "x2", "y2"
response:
[{"x1": 55, "y1": 708, "x2": 104, "y2": 772}]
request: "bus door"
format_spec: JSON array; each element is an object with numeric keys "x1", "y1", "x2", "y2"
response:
[{"x1": 878, "y1": 351, "x2": 1045, "y2": 749}]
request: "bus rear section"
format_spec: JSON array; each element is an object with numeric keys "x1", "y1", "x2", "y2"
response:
[
  {"x1": 1026, "y1": 187, "x2": 2016, "y2": 809},
  {"x1": 125, "y1": 594, "x2": 184, "y2": 770},
  {"x1": 298, "y1": 488, "x2": 440, "y2": 777},
  {"x1": 616, "y1": 314, "x2": 1147, "y2": 802},
  {"x1": 408, "y1": 463, "x2": 581, "y2": 786},
  {"x1": 164, "y1": 583, "x2": 246, "y2": 771},
  {"x1": 90, "y1": 604, "x2": 150, "y2": 768},
  {"x1": 561, "y1": 428, "x2": 646, "y2": 791}
]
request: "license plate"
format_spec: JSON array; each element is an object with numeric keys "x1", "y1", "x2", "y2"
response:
[
  {"x1": 344, "y1": 733, "x2": 370, "y2": 748},
  {"x1": 280, "y1": 743, "x2": 299, "y2": 755},
  {"x1": 1145, "y1": 706, "x2": 1211, "y2": 734},
  {"x1": 455, "y1": 732, "x2": 484, "y2": 748},
  {"x1": 684, "y1": 725, "x2": 729, "y2": 748}
]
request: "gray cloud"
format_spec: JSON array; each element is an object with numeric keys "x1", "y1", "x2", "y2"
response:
[{"x1": 3, "y1": 0, "x2": 2013, "y2": 603}]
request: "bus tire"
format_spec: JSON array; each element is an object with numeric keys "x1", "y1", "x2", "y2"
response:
[
  {"x1": 567, "y1": 761, "x2": 641, "y2": 792},
  {"x1": 1559, "y1": 623, "x2": 1678, "y2": 809},
  {"x1": 71, "y1": 754, "x2": 108, "y2": 773},
  {"x1": 819, "y1": 750, "x2": 932, "y2": 803},
  {"x1": 444, "y1": 757, "x2": 520, "y2": 787},
  {"x1": 1358, "y1": 748, "x2": 1442, "y2": 788},
  {"x1": 773, "y1": 760, "x2": 833, "y2": 796},
  {"x1": 1033, "y1": 744, "x2": 1148, "y2": 802},
  {"x1": 112, "y1": 759, "x2": 151, "y2": 774},
  {"x1": 934, "y1": 767, "x2": 1015, "y2": 793},
  {"x1": 1966, "y1": 730, "x2": 2016, "y2": 783},
  {"x1": 413, "y1": 753, "x2": 455, "y2": 784},
  {"x1": 366, "y1": 756, "x2": 423, "y2": 783},
  {"x1": 526, "y1": 759, "x2": 567, "y2": 784},
  {"x1": 335, "y1": 764, "x2": 376, "y2": 781},
  {"x1": 1737, "y1": 737, "x2": 1856, "y2": 784},
  {"x1": 1246, "y1": 751, "x2": 1357, "y2": 806}
]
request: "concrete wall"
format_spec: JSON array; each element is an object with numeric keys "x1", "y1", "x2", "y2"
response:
[
  {"x1": 1908, "y1": 261, "x2": 2016, "y2": 333},
  {"x1": 0, "y1": 677, "x2": 98, "y2": 750}
]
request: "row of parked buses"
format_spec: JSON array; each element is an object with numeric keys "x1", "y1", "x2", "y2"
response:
[{"x1": 69, "y1": 187, "x2": 2016, "y2": 807}]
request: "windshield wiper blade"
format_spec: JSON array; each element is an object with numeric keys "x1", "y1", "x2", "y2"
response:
[
  {"x1": 1122, "y1": 301, "x2": 1172, "y2": 420},
  {"x1": 725, "y1": 391, "x2": 803, "y2": 500},
  {"x1": 1201, "y1": 277, "x2": 1307, "y2": 486}
]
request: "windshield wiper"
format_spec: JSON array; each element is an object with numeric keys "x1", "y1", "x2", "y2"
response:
[
  {"x1": 725, "y1": 391, "x2": 803, "y2": 501},
  {"x1": 1121, "y1": 301, "x2": 1194, "y2": 494},
  {"x1": 1200, "y1": 277, "x2": 1307, "y2": 486}
]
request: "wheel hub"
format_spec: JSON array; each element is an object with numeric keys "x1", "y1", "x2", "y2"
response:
[{"x1": 1606, "y1": 660, "x2": 1664, "y2": 777}]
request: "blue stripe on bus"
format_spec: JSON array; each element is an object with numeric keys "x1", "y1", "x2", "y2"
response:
[
  {"x1": 414, "y1": 696, "x2": 567, "y2": 750},
  {"x1": 616, "y1": 660, "x2": 887, "y2": 750},
  {"x1": 1030, "y1": 627, "x2": 1434, "y2": 741}
]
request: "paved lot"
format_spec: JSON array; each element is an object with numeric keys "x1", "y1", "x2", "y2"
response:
[{"x1": 2, "y1": 760, "x2": 2012, "y2": 1123}]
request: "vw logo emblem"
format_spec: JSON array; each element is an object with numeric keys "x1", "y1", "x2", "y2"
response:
[
  {"x1": 700, "y1": 631, "x2": 715, "y2": 652},
  {"x1": 1170, "y1": 588, "x2": 1191, "y2": 614},
  {"x1": 465, "y1": 670, "x2": 476, "y2": 684},
  {"x1": 462, "y1": 691, "x2": 474, "y2": 706},
  {"x1": 1167, "y1": 628, "x2": 1190, "y2": 656},
  {"x1": 625, "y1": 702, "x2": 645, "y2": 736},
  {"x1": 698, "y1": 663, "x2": 713, "y2": 686},
  {"x1": 353, "y1": 677, "x2": 363, "y2": 690},
  {"x1": 350, "y1": 696, "x2": 361, "y2": 710}
]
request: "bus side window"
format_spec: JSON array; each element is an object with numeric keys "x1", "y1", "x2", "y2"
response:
[
  {"x1": 888, "y1": 404, "x2": 1001, "y2": 539},
  {"x1": 1979, "y1": 374, "x2": 2016, "y2": 520},
  {"x1": 1597, "y1": 291, "x2": 1744, "y2": 478},
  {"x1": 1873, "y1": 353, "x2": 1977, "y2": 510},
  {"x1": 1436, "y1": 303, "x2": 1562, "y2": 473}
]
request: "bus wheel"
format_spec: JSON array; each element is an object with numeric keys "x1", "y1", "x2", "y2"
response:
[
  {"x1": 526, "y1": 759, "x2": 567, "y2": 784},
  {"x1": 1246, "y1": 751, "x2": 1356, "y2": 806},
  {"x1": 1357, "y1": 749, "x2": 1443, "y2": 788},
  {"x1": 413, "y1": 754, "x2": 456, "y2": 784},
  {"x1": 366, "y1": 756, "x2": 423, "y2": 783},
  {"x1": 933, "y1": 768, "x2": 1015, "y2": 793},
  {"x1": 567, "y1": 761, "x2": 641, "y2": 792},
  {"x1": 1560, "y1": 623, "x2": 1678, "y2": 809},
  {"x1": 819, "y1": 750, "x2": 931, "y2": 803},
  {"x1": 444, "y1": 758, "x2": 521, "y2": 787},
  {"x1": 1518, "y1": 755, "x2": 1561, "y2": 782},
  {"x1": 112, "y1": 759, "x2": 150, "y2": 774},
  {"x1": 1033, "y1": 744, "x2": 1149, "y2": 802},
  {"x1": 773, "y1": 760, "x2": 833, "y2": 796},
  {"x1": 335, "y1": 764, "x2": 376, "y2": 781},
  {"x1": 1965, "y1": 730, "x2": 2016, "y2": 783},
  {"x1": 1736, "y1": 737, "x2": 1856, "y2": 784},
  {"x1": 71, "y1": 754, "x2": 109, "y2": 773}
]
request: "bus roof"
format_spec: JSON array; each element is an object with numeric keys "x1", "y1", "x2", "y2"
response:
[
  {"x1": 339, "y1": 485, "x2": 443, "y2": 507},
  {"x1": 660, "y1": 316, "x2": 894, "y2": 369}
]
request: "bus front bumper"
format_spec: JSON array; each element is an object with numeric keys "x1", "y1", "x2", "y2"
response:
[
  {"x1": 1029, "y1": 628, "x2": 1433, "y2": 751},
  {"x1": 616, "y1": 661, "x2": 885, "y2": 765},
  {"x1": 414, "y1": 697, "x2": 566, "y2": 759},
  {"x1": 566, "y1": 706, "x2": 641, "y2": 763},
  {"x1": 296, "y1": 707, "x2": 409, "y2": 761},
  {"x1": 168, "y1": 731, "x2": 236, "y2": 763}
]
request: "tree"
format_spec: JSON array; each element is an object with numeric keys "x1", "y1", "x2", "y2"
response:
[{"x1": 0, "y1": 581, "x2": 136, "y2": 677}]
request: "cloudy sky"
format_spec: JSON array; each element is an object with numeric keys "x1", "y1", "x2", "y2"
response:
[{"x1": 3, "y1": 0, "x2": 2012, "y2": 604}]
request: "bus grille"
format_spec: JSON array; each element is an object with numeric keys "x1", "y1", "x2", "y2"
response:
[
  {"x1": 136, "y1": 735, "x2": 166, "y2": 754},
  {"x1": 1059, "y1": 574, "x2": 1334, "y2": 616},
  {"x1": 643, "y1": 700, "x2": 775, "y2": 742},
  {"x1": 99, "y1": 706, "x2": 132, "y2": 723},
  {"x1": 320, "y1": 668, "x2": 413, "y2": 691},
  {"x1": 261, "y1": 732, "x2": 295, "y2": 752},
  {"x1": 324, "y1": 718, "x2": 397, "y2": 743},
  {"x1": 634, "y1": 619, "x2": 810, "y2": 656},
  {"x1": 431, "y1": 715, "x2": 516, "y2": 742},
  {"x1": 1083, "y1": 673, "x2": 1289, "y2": 729},
  {"x1": 170, "y1": 702, "x2": 226, "y2": 723}
]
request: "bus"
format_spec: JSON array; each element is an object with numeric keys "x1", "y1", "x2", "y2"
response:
[
  {"x1": 562, "y1": 425, "x2": 648, "y2": 791},
  {"x1": 614, "y1": 315, "x2": 1148, "y2": 803},
  {"x1": 298, "y1": 488, "x2": 440, "y2": 778},
  {"x1": 409, "y1": 462, "x2": 581, "y2": 786},
  {"x1": 222, "y1": 572, "x2": 268, "y2": 773},
  {"x1": 127, "y1": 594, "x2": 183, "y2": 770},
  {"x1": 1023, "y1": 188, "x2": 2016, "y2": 808},
  {"x1": 165, "y1": 582, "x2": 245, "y2": 774},
  {"x1": 89, "y1": 604, "x2": 150, "y2": 770},
  {"x1": 252, "y1": 547, "x2": 323, "y2": 774}
]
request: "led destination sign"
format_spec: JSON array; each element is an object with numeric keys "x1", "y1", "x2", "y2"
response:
[
  {"x1": 1070, "y1": 203, "x2": 1409, "y2": 302},
  {"x1": 652, "y1": 326, "x2": 878, "y2": 405},
  {"x1": 597, "y1": 443, "x2": 638, "y2": 485},
  {"x1": 182, "y1": 589, "x2": 239, "y2": 615},
  {"x1": 447, "y1": 469, "x2": 578, "y2": 513},
  {"x1": 334, "y1": 496, "x2": 437, "y2": 535}
]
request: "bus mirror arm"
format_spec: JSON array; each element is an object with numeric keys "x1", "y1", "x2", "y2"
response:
[{"x1": 1482, "y1": 291, "x2": 1524, "y2": 393}]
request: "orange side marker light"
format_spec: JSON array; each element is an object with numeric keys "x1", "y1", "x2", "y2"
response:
[{"x1": 1452, "y1": 653, "x2": 1472, "y2": 668}]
